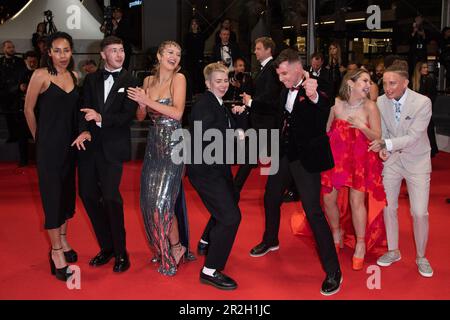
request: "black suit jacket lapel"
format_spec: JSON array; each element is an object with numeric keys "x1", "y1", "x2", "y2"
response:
[
  {"x1": 254, "y1": 58, "x2": 272, "y2": 80},
  {"x1": 104, "y1": 69, "x2": 127, "y2": 113},
  {"x1": 293, "y1": 87, "x2": 306, "y2": 111},
  {"x1": 206, "y1": 91, "x2": 230, "y2": 130},
  {"x1": 281, "y1": 88, "x2": 289, "y2": 110},
  {"x1": 95, "y1": 71, "x2": 105, "y2": 112}
]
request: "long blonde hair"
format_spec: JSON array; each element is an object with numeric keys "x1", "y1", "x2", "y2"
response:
[
  {"x1": 151, "y1": 40, "x2": 182, "y2": 87},
  {"x1": 412, "y1": 61, "x2": 426, "y2": 92},
  {"x1": 328, "y1": 42, "x2": 342, "y2": 66}
]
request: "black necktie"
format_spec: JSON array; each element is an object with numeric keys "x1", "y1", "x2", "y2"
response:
[{"x1": 103, "y1": 70, "x2": 120, "y2": 80}]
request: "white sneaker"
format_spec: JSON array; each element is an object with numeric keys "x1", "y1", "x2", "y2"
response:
[
  {"x1": 416, "y1": 257, "x2": 433, "y2": 278},
  {"x1": 377, "y1": 251, "x2": 401, "y2": 267}
]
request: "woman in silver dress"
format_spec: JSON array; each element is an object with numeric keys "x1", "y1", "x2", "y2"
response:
[{"x1": 127, "y1": 41, "x2": 187, "y2": 276}]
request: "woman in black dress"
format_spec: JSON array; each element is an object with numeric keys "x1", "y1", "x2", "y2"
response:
[{"x1": 24, "y1": 32, "x2": 79, "y2": 281}]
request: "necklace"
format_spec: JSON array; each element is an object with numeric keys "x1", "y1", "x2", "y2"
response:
[
  {"x1": 159, "y1": 77, "x2": 171, "y2": 85},
  {"x1": 345, "y1": 99, "x2": 364, "y2": 110}
]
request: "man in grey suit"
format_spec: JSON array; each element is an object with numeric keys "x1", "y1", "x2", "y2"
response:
[{"x1": 369, "y1": 62, "x2": 433, "y2": 277}]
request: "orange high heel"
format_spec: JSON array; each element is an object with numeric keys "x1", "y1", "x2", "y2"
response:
[
  {"x1": 352, "y1": 236, "x2": 366, "y2": 271},
  {"x1": 331, "y1": 226, "x2": 344, "y2": 253}
]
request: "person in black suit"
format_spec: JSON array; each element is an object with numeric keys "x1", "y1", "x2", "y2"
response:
[
  {"x1": 212, "y1": 28, "x2": 241, "y2": 70},
  {"x1": 72, "y1": 36, "x2": 138, "y2": 273},
  {"x1": 234, "y1": 37, "x2": 282, "y2": 200},
  {"x1": 308, "y1": 52, "x2": 332, "y2": 98},
  {"x1": 249, "y1": 48, "x2": 342, "y2": 296},
  {"x1": 187, "y1": 62, "x2": 241, "y2": 290},
  {"x1": 0, "y1": 40, "x2": 26, "y2": 143},
  {"x1": 282, "y1": 51, "x2": 334, "y2": 203},
  {"x1": 214, "y1": 18, "x2": 237, "y2": 45},
  {"x1": 113, "y1": 8, "x2": 133, "y2": 70}
]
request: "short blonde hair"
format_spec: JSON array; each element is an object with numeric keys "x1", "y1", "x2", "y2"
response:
[
  {"x1": 385, "y1": 60, "x2": 409, "y2": 79},
  {"x1": 203, "y1": 62, "x2": 229, "y2": 81}
]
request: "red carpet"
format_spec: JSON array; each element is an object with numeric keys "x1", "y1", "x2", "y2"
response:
[{"x1": 1, "y1": 153, "x2": 449, "y2": 300}]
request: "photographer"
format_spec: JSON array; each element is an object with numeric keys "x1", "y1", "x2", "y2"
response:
[
  {"x1": 212, "y1": 28, "x2": 241, "y2": 70},
  {"x1": 224, "y1": 58, "x2": 253, "y2": 103},
  {"x1": 0, "y1": 40, "x2": 26, "y2": 143},
  {"x1": 225, "y1": 58, "x2": 253, "y2": 132},
  {"x1": 100, "y1": 7, "x2": 132, "y2": 69},
  {"x1": 408, "y1": 15, "x2": 428, "y2": 77},
  {"x1": 32, "y1": 22, "x2": 47, "y2": 52},
  {"x1": 440, "y1": 27, "x2": 450, "y2": 91},
  {"x1": 43, "y1": 10, "x2": 57, "y2": 34}
]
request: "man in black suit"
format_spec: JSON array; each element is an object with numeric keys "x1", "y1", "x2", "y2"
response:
[
  {"x1": 212, "y1": 28, "x2": 241, "y2": 70},
  {"x1": 250, "y1": 48, "x2": 342, "y2": 296},
  {"x1": 233, "y1": 37, "x2": 282, "y2": 200},
  {"x1": 0, "y1": 40, "x2": 26, "y2": 143},
  {"x1": 282, "y1": 51, "x2": 333, "y2": 203},
  {"x1": 187, "y1": 62, "x2": 241, "y2": 290},
  {"x1": 72, "y1": 36, "x2": 138, "y2": 273},
  {"x1": 308, "y1": 52, "x2": 332, "y2": 99}
]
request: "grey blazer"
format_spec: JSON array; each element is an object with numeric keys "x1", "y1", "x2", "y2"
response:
[{"x1": 376, "y1": 88, "x2": 432, "y2": 174}]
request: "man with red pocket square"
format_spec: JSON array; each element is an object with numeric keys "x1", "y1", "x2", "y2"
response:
[{"x1": 249, "y1": 48, "x2": 342, "y2": 296}]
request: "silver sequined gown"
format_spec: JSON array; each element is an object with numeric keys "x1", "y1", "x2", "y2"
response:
[{"x1": 140, "y1": 98, "x2": 184, "y2": 276}]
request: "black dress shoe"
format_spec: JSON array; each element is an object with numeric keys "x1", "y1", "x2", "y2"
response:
[
  {"x1": 282, "y1": 190, "x2": 300, "y2": 203},
  {"x1": 320, "y1": 269, "x2": 343, "y2": 296},
  {"x1": 249, "y1": 242, "x2": 279, "y2": 257},
  {"x1": 64, "y1": 249, "x2": 78, "y2": 263},
  {"x1": 197, "y1": 242, "x2": 209, "y2": 256},
  {"x1": 89, "y1": 249, "x2": 114, "y2": 267},
  {"x1": 200, "y1": 270, "x2": 237, "y2": 290},
  {"x1": 113, "y1": 252, "x2": 130, "y2": 273}
]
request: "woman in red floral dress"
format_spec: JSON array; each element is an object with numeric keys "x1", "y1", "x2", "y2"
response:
[{"x1": 321, "y1": 69, "x2": 386, "y2": 270}]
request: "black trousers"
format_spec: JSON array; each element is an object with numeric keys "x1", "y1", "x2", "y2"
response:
[
  {"x1": 188, "y1": 165, "x2": 241, "y2": 271},
  {"x1": 263, "y1": 155, "x2": 339, "y2": 275},
  {"x1": 78, "y1": 150, "x2": 126, "y2": 255},
  {"x1": 233, "y1": 125, "x2": 275, "y2": 195}
]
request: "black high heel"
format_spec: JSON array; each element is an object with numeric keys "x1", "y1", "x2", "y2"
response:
[
  {"x1": 49, "y1": 248, "x2": 73, "y2": 281},
  {"x1": 60, "y1": 233, "x2": 78, "y2": 263}
]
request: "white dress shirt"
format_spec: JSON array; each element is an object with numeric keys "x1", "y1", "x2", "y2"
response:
[
  {"x1": 97, "y1": 67, "x2": 122, "y2": 127},
  {"x1": 285, "y1": 78, "x2": 319, "y2": 113}
]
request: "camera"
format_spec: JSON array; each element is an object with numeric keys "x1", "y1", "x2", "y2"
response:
[
  {"x1": 43, "y1": 10, "x2": 57, "y2": 34},
  {"x1": 102, "y1": 6, "x2": 114, "y2": 37},
  {"x1": 44, "y1": 10, "x2": 53, "y2": 19},
  {"x1": 230, "y1": 71, "x2": 251, "y2": 82}
]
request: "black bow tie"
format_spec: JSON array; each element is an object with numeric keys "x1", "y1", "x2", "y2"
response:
[
  {"x1": 103, "y1": 70, "x2": 120, "y2": 80},
  {"x1": 290, "y1": 86, "x2": 300, "y2": 92}
]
